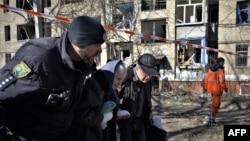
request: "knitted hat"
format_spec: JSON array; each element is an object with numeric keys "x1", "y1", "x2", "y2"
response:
[{"x1": 67, "y1": 16, "x2": 106, "y2": 47}]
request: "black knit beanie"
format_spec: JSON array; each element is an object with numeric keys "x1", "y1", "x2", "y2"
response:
[{"x1": 67, "y1": 16, "x2": 106, "y2": 47}]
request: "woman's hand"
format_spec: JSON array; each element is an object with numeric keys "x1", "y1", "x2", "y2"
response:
[{"x1": 117, "y1": 109, "x2": 130, "y2": 119}]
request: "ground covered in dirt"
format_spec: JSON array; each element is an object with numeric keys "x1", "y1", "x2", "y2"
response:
[{"x1": 151, "y1": 91, "x2": 250, "y2": 141}]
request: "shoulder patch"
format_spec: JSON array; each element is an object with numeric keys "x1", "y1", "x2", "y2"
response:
[{"x1": 12, "y1": 61, "x2": 31, "y2": 78}]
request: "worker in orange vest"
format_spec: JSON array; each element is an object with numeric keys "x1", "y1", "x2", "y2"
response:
[{"x1": 204, "y1": 57, "x2": 228, "y2": 126}]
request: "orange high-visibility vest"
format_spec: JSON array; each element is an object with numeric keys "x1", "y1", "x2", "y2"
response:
[{"x1": 204, "y1": 67, "x2": 227, "y2": 95}]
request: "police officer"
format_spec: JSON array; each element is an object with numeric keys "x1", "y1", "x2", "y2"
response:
[{"x1": 0, "y1": 15, "x2": 105, "y2": 140}]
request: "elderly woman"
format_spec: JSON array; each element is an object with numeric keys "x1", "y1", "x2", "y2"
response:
[
  {"x1": 102, "y1": 60, "x2": 131, "y2": 141},
  {"x1": 63, "y1": 60, "x2": 128, "y2": 141}
]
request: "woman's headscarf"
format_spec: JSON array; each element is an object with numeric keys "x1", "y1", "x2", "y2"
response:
[
  {"x1": 101, "y1": 60, "x2": 122, "y2": 88},
  {"x1": 101, "y1": 60, "x2": 123, "y2": 103}
]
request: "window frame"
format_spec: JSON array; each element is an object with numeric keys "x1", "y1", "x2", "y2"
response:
[
  {"x1": 236, "y1": 1, "x2": 250, "y2": 25},
  {"x1": 235, "y1": 44, "x2": 250, "y2": 68},
  {"x1": 3, "y1": 0, "x2": 9, "y2": 13},
  {"x1": 141, "y1": 19, "x2": 166, "y2": 43},
  {"x1": 4, "y1": 25, "x2": 11, "y2": 41},
  {"x1": 141, "y1": 0, "x2": 166, "y2": 11},
  {"x1": 5, "y1": 53, "x2": 11, "y2": 63},
  {"x1": 176, "y1": 0, "x2": 204, "y2": 25},
  {"x1": 17, "y1": 24, "x2": 35, "y2": 41},
  {"x1": 177, "y1": 39, "x2": 203, "y2": 64}
]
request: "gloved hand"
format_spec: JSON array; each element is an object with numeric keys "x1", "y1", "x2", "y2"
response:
[
  {"x1": 102, "y1": 112, "x2": 113, "y2": 123},
  {"x1": 101, "y1": 101, "x2": 116, "y2": 114},
  {"x1": 117, "y1": 109, "x2": 130, "y2": 119},
  {"x1": 101, "y1": 112, "x2": 113, "y2": 129}
]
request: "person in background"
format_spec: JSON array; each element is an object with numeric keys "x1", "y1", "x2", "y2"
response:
[
  {"x1": 117, "y1": 53, "x2": 160, "y2": 141},
  {"x1": 0, "y1": 15, "x2": 105, "y2": 141},
  {"x1": 65, "y1": 60, "x2": 128, "y2": 141},
  {"x1": 204, "y1": 57, "x2": 228, "y2": 126}
]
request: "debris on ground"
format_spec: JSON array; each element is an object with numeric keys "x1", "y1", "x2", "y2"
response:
[{"x1": 152, "y1": 92, "x2": 250, "y2": 141}]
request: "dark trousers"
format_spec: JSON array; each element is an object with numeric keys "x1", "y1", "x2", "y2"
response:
[{"x1": 118, "y1": 118, "x2": 146, "y2": 141}]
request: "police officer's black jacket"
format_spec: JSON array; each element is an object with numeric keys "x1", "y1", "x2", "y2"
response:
[{"x1": 0, "y1": 32, "x2": 94, "y2": 140}]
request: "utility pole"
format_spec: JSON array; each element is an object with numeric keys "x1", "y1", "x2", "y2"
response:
[{"x1": 33, "y1": 0, "x2": 42, "y2": 38}]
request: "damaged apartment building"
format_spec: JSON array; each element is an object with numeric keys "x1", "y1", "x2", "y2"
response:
[
  {"x1": 0, "y1": 0, "x2": 51, "y2": 65},
  {"x1": 1, "y1": 0, "x2": 250, "y2": 94}
]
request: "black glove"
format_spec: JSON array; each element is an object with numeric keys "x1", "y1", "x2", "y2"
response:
[{"x1": 46, "y1": 90, "x2": 70, "y2": 107}]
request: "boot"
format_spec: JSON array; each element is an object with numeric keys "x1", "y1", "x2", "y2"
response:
[{"x1": 208, "y1": 117, "x2": 218, "y2": 126}]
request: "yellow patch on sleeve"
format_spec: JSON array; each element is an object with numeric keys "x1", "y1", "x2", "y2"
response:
[{"x1": 12, "y1": 61, "x2": 31, "y2": 78}]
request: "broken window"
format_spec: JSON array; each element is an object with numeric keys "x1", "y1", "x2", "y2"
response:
[
  {"x1": 176, "y1": 0, "x2": 203, "y2": 25},
  {"x1": 178, "y1": 40, "x2": 202, "y2": 65},
  {"x1": 236, "y1": 1, "x2": 250, "y2": 24},
  {"x1": 5, "y1": 53, "x2": 11, "y2": 63},
  {"x1": 122, "y1": 50, "x2": 130, "y2": 59},
  {"x1": 103, "y1": 40, "x2": 131, "y2": 65},
  {"x1": 112, "y1": 14, "x2": 124, "y2": 27},
  {"x1": 16, "y1": 0, "x2": 33, "y2": 9},
  {"x1": 4, "y1": 25, "x2": 10, "y2": 41},
  {"x1": 17, "y1": 24, "x2": 35, "y2": 40},
  {"x1": 236, "y1": 44, "x2": 250, "y2": 67},
  {"x1": 3, "y1": 0, "x2": 9, "y2": 13},
  {"x1": 141, "y1": 0, "x2": 166, "y2": 11},
  {"x1": 141, "y1": 19, "x2": 166, "y2": 43},
  {"x1": 109, "y1": 42, "x2": 132, "y2": 63},
  {"x1": 114, "y1": 2, "x2": 134, "y2": 29}
]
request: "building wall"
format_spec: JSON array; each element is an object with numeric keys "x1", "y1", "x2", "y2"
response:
[
  {"x1": 218, "y1": 0, "x2": 250, "y2": 77},
  {"x1": 0, "y1": 0, "x2": 31, "y2": 68},
  {"x1": 0, "y1": 0, "x2": 110, "y2": 68},
  {"x1": 133, "y1": 0, "x2": 176, "y2": 78}
]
